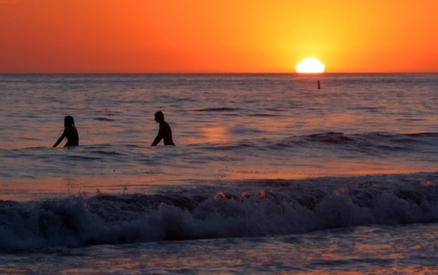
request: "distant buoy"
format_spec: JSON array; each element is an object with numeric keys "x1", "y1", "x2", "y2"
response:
[{"x1": 317, "y1": 80, "x2": 321, "y2": 89}]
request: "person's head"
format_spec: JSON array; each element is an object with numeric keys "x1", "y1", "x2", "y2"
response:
[
  {"x1": 64, "y1": 115, "x2": 75, "y2": 128},
  {"x1": 154, "y1": 111, "x2": 164, "y2": 123}
]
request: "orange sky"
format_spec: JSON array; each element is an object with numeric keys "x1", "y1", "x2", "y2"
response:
[{"x1": 1, "y1": 0, "x2": 437, "y2": 73}]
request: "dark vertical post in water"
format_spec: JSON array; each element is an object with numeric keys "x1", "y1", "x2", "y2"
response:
[{"x1": 317, "y1": 80, "x2": 321, "y2": 89}]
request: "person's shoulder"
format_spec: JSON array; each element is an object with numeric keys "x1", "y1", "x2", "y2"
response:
[
  {"x1": 65, "y1": 126, "x2": 78, "y2": 133},
  {"x1": 164, "y1": 121, "x2": 172, "y2": 129}
]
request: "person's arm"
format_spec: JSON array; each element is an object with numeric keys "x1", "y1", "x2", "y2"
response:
[
  {"x1": 53, "y1": 133, "x2": 65, "y2": 147},
  {"x1": 151, "y1": 133, "x2": 162, "y2": 146},
  {"x1": 151, "y1": 127, "x2": 163, "y2": 146}
]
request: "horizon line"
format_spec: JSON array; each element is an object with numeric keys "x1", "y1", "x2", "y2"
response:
[{"x1": 1, "y1": 71, "x2": 438, "y2": 75}]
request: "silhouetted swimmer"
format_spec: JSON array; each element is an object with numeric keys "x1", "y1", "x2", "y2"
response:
[
  {"x1": 151, "y1": 111, "x2": 175, "y2": 146},
  {"x1": 53, "y1": 115, "x2": 79, "y2": 147}
]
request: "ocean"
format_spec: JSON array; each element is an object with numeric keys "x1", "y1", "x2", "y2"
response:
[{"x1": 0, "y1": 73, "x2": 437, "y2": 274}]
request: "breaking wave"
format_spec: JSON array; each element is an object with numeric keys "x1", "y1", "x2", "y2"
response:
[{"x1": 1, "y1": 172, "x2": 438, "y2": 252}]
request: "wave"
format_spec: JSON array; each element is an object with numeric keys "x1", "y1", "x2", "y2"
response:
[
  {"x1": 199, "y1": 131, "x2": 438, "y2": 157},
  {"x1": 2, "y1": 131, "x2": 437, "y2": 153},
  {"x1": 193, "y1": 107, "x2": 240, "y2": 112},
  {"x1": 304, "y1": 131, "x2": 438, "y2": 145},
  {"x1": 1, "y1": 172, "x2": 438, "y2": 252},
  {"x1": 299, "y1": 132, "x2": 438, "y2": 157}
]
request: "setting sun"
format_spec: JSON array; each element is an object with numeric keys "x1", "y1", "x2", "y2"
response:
[{"x1": 296, "y1": 57, "x2": 325, "y2": 74}]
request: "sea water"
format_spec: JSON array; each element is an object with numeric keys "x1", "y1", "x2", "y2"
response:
[{"x1": 0, "y1": 74, "x2": 437, "y2": 274}]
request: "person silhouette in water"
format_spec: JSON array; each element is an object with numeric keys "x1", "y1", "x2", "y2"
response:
[
  {"x1": 151, "y1": 111, "x2": 175, "y2": 146},
  {"x1": 53, "y1": 115, "x2": 79, "y2": 147}
]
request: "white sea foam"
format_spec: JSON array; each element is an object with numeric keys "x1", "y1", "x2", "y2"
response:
[{"x1": 1, "y1": 173, "x2": 437, "y2": 252}]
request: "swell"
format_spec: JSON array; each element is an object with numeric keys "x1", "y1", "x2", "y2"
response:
[
  {"x1": 304, "y1": 131, "x2": 438, "y2": 145},
  {"x1": 3, "y1": 131, "x2": 437, "y2": 153},
  {"x1": 200, "y1": 131, "x2": 438, "y2": 155}
]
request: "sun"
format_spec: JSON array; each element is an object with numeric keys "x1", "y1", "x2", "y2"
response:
[{"x1": 296, "y1": 57, "x2": 325, "y2": 73}]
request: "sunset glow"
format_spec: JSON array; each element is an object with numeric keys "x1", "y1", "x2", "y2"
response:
[
  {"x1": 0, "y1": 0, "x2": 437, "y2": 73},
  {"x1": 296, "y1": 58, "x2": 325, "y2": 74}
]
